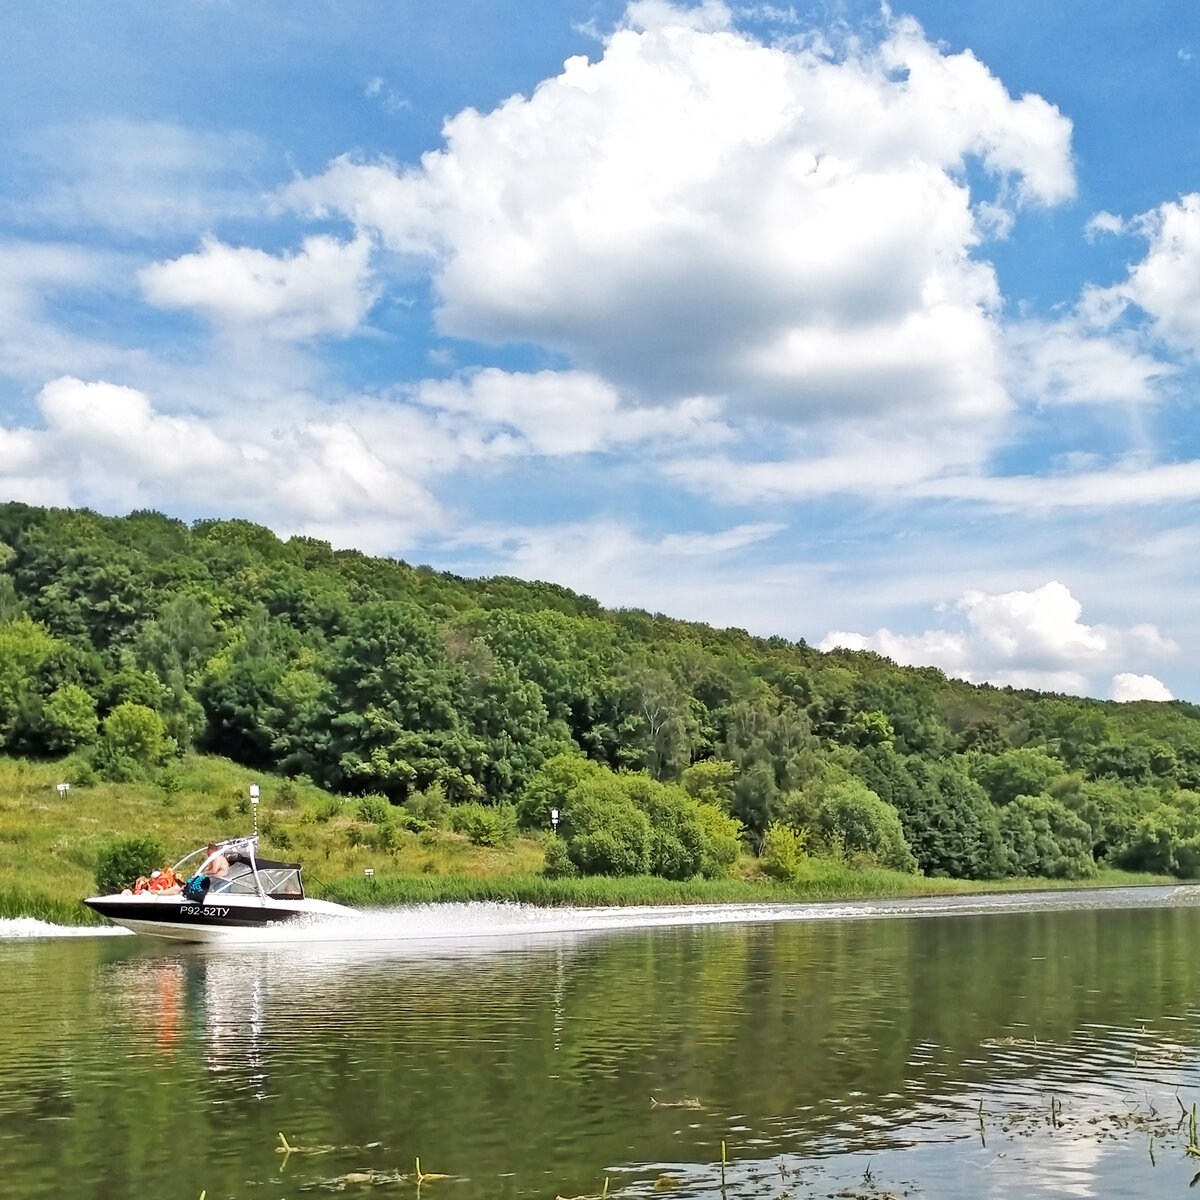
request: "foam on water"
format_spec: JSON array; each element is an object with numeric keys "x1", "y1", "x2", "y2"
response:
[
  {"x1": 0, "y1": 916, "x2": 131, "y2": 939},
  {"x1": 3, "y1": 883, "x2": 1196, "y2": 945}
]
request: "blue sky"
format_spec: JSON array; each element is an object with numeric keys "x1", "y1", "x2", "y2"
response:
[{"x1": 1, "y1": 1, "x2": 1200, "y2": 702}]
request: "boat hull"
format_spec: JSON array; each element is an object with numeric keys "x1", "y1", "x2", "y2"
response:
[{"x1": 84, "y1": 894, "x2": 357, "y2": 942}]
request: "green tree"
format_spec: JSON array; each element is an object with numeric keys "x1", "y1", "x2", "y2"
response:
[
  {"x1": 518, "y1": 751, "x2": 605, "y2": 829},
  {"x1": 561, "y1": 775, "x2": 651, "y2": 876},
  {"x1": 680, "y1": 757, "x2": 736, "y2": 811},
  {"x1": 0, "y1": 615, "x2": 61, "y2": 749},
  {"x1": 1116, "y1": 792, "x2": 1200, "y2": 877},
  {"x1": 816, "y1": 778, "x2": 918, "y2": 873},
  {"x1": 101, "y1": 702, "x2": 171, "y2": 767},
  {"x1": 971, "y1": 747, "x2": 1065, "y2": 807},
  {"x1": 998, "y1": 793, "x2": 1096, "y2": 879},
  {"x1": 41, "y1": 684, "x2": 99, "y2": 752}
]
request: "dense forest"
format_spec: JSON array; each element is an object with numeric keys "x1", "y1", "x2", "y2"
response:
[{"x1": 3, "y1": 502, "x2": 1200, "y2": 883}]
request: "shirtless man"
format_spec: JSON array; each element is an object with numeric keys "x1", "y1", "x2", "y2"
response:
[{"x1": 200, "y1": 843, "x2": 230, "y2": 877}]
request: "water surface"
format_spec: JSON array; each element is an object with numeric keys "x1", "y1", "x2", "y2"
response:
[{"x1": 4, "y1": 889, "x2": 1200, "y2": 1199}]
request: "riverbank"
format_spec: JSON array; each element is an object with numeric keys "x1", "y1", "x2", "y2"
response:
[{"x1": 0, "y1": 752, "x2": 1176, "y2": 926}]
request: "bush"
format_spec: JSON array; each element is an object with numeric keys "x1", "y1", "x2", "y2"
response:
[
  {"x1": 358, "y1": 794, "x2": 392, "y2": 825},
  {"x1": 999, "y1": 793, "x2": 1097, "y2": 879},
  {"x1": 695, "y1": 802, "x2": 743, "y2": 877},
  {"x1": 68, "y1": 760, "x2": 99, "y2": 788},
  {"x1": 101, "y1": 702, "x2": 172, "y2": 767},
  {"x1": 378, "y1": 822, "x2": 406, "y2": 855},
  {"x1": 622, "y1": 775, "x2": 705, "y2": 879},
  {"x1": 816, "y1": 779, "x2": 918, "y2": 873},
  {"x1": 1115, "y1": 792, "x2": 1200, "y2": 877},
  {"x1": 42, "y1": 685, "x2": 99, "y2": 753},
  {"x1": 449, "y1": 802, "x2": 516, "y2": 847},
  {"x1": 92, "y1": 740, "x2": 142, "y2": 783},
  {"x1": 157, "y1": 766, "x2": 183, "y2": 797},
  {"x1": 276, "y1": 778, "x2": 300, "y2": 808},
  {"x1": 519, "y1": 752, "x2": 605, "y2": 829},
  {"x1": 95, "y1": 836, "x2": 165, "y2": 895},
  {"x1": 761, "y1": 822, "x2": 806, "y2": 882},
  {"x1": 563, "y1": 777, "x2": 651, "y2": 876},
  {"x1": 315, "y1": 796, "x2": 342, "y2": 824},
  {"x1": 268, "y1": 827, "x2": 293, "y2": 851},
  {"x1": 542, "y1": 835, "x2": 577, "y2": 878},
  {"x1": 405, "y1": 782, "x2": 449, "y2": 829},
  {"x1": 680, "y1": 758, "x2": 736, "y2": 810}
]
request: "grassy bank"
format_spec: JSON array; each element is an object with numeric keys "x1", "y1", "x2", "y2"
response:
[{"x1": 0, "y1": 752, "x2": 1178, "y2": 926}]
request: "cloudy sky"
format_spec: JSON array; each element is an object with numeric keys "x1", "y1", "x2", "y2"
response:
[{"x1": 1, "y1": 1, "x2": 1199, "y2": 702}]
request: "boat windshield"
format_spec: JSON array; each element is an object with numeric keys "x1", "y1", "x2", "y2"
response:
[{"x1": 208, "y1": 862, "x2": 304, "y2": 899}]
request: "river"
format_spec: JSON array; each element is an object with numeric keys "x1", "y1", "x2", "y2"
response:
[{"x1": 3, "y1": 888, "x2": 1200, "y2": 1199}]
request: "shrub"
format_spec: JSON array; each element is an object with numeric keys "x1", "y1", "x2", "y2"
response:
[
  {"x1": 378, "y1": 822, "x2": 405, "y2": 855},
  {"x1": 405, "y1": 782, "x2": 449, "y2": 829},
  {"x1": 92, "y1": 740, "x2": 142, "y2": 783},
  {"x1": 816, "y1": 779, "x2": 918, "y2": 873},
  {"x1": 519, "y1": 752, "x2": 605, "y2": 829},
  {"x1": 358, "y1": 794, "x2": 392, "y2": 825},
  {"x1": 42, "y1": 685, "x2": 99, "y2": 753},
  {"x1": 270, "y1": 827, "x2": 294, "y2": 851},
  {"x1": 563, "y1": 777, "x2": 651, "y2": 876},
  {"x1": 94, "y1": 836, "x2": 165, "y2": 895},
  {"x1": 68, "y1": 760, "x2": 99, "y2": 788},
  {"x1": 276, "y1": 778, "x2": 300, "y2": 808},
  {"x1": 695, "y1": 802, "x2": 743, "y2": 877},
  {"x1": 761, "y1": 822, "x2": 806, "y2": 882},
  {"x1": 680, "y1": 758, "x2": 736, "y2": 811},
  {"x1": 315, "y1": 796, "x2": 342, "y2": 824},
  {"x1": 1116, "y1": 792, "x2": 1200, "y2": 877},
  {"x1": 450, "y1": 802, "x2": 516, "y2": 847},
  {"x1": 999, "y1": 793, "x2": 1097, "y2": 879},
  {"x1": 542, "y1": 835, "x2": 577, "y2": 878},
  {"x1": 157, "y1": 766, "x2": 183, "y2": 797},
  {"x1": 101, "y1": 702, "x2": 172, "y2": 767},
  {"x1": 621, "y1": 775, "x2": 704, "y2": 879}
]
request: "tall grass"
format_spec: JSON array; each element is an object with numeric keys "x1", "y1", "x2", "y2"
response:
[
  {"x1": 324, "y1": 861, "x2": 1175, "y2": 909},
  {"x1": 0, "y1": 889, "x2": 99, "y2": 925}
]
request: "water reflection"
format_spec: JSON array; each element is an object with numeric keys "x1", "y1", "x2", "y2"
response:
[{"x1": 4, "y1": 903, "x2": 1200, "y2": 1199}]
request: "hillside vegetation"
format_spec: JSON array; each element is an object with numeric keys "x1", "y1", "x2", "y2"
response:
[{"x1": 2, "y1": 502, "x2": 1200, "y2": 907}]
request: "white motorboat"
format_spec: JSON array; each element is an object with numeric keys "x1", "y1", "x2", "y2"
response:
[{"x1": 84, "y1": 836, "x2": 358, "y2": 942}]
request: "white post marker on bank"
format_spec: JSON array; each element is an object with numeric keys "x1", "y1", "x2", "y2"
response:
[
  {"x1": 550, "y1": 807, "x2": 559, "y2": 834},
  {"x1": 56, "y1": 782, "x2": 70, "y2": 798},
  {"x1": 250, "y1": 783, "x2": 260, "y2": 838}
]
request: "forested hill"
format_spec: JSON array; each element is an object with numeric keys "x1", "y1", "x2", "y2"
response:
[{"x1": 3, "y1": 501, "x2": 1200, "y2": 882}]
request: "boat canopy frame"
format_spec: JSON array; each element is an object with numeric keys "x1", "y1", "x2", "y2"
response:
[{"x1": 171, "y1": 836, "x2": 305, "y2": 904}]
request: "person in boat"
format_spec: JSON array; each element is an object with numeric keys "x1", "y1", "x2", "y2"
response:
[
  {"x1": 182, "y1": 843, "x2": 230, "y2": 902},
  {"x1": 200, "y1": 843, "x2": 230, "y2": 878}
]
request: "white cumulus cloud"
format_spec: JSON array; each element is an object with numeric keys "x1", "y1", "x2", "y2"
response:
[
  {"x1": 139, "y1": 234, "x2": 378, "y2": 339},
  {"x1": 820, "y1": 580, "x2": 1178, "y2": 696},
  {"x1": 0, "y1": 377, "x2": 442, "y2": 545},
  {"x1": 1109, "y1": 672, "x2": 1173, "y2": 702},
  {"x1": 285, "y1": 3, "x2": 1073, "y2": 425},
  {"x1": 413, "y1": 368, "x2": 729, "y2": 458}
]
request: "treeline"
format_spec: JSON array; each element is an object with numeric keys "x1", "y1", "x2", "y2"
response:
[{"x1": 3, "y1": 503, "x2": 1200, "y2": 882}]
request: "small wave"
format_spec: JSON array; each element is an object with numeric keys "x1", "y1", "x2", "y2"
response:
[
  {"x1": 0, "y1": 917, "x2": 132, "y2": 940},
  {"x1": 220, "y1": 884, "x2": 1199, "y2": 949}
]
